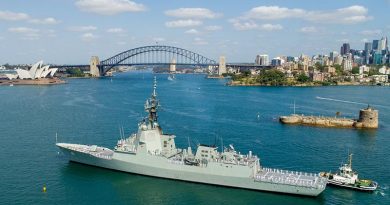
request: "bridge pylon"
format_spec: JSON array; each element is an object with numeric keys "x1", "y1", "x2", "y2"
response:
[
  {"x1": 90, "y1": 56, "x2": 100, "y2": 77},
  {"x1": 218, "y1": 56, "x2": 226, "y2": 76}
]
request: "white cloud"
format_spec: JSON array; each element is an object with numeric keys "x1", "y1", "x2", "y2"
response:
[
  {"x1": 185, "y1": 29, "x2": 200, "y2": 34},
  {"x1": 0, "y1": 10, "x2": 29, "y2": 21},
  {"x1": 229, "y1": 19, "x2": 282, "y2": 31},
  {"x1": 204, "y1": 25, "x2": 222, "y2": 31},
  {"x1": 8, "y1": 27, "x2": 41, "y2": 40},
  {"x1": 360, "y1": 29, "x2": 382, "y2": 36},
  {"x1": 165, "y1": 8, "x2": 221, "y2": 19},
  {"x1": 81, "y1": 33, "x2": 98, "y2": 41},
  {"x1": 237, "y1": 5, "x2": 371, "y2": 24},
  {"x1": 107, "y1": 28, "x2": 125, "y2": 33},
  {"x1": 229, "y1": 19, "x2": 258, "y2": 30},
  {"x1": 260, "y1": 24, "x2": 283, "y2": 31},
  {"x1": 300, "y1": 26, "x2": 318, "y2": 33},
  {"x1": 29, "y1": 17, "x2": 60, "y2": 25},
  {"x1": 193, "y1": 37, "x2": 208, "y2": 45},
  {"x1": 68, "y1": 26, "x2": 97, "y2": 32},
  {"x1": 8, "y1": 27, "x2": 39, "y2": 33},
  {"x1": 75, "y1": 0, "x2": 146, "y2": 15},
  {"x1": 165, "y1": 19, "x2": 202, "y2": 28},
  {"x1": 244, "y1": 6, "x2": 305, "y2": 20}
]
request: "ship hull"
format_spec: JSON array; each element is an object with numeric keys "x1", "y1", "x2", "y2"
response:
[
  {"x1": 327, "y1": 179, "x2": 378, "y2": 191},
  {"x1": 58, "y1": 145, "x2": 325, "y2": 197}
]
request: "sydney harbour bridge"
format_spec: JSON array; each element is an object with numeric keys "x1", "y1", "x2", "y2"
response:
[{"x1": 57, "y1": 45, "x2": 270, "y2": 76}]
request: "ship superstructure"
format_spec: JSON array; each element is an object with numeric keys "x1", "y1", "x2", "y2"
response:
[{"x1": 57, "y1": 77, "x2": 327, "y2": 196}]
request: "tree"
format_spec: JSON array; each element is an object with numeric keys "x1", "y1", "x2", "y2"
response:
[
  {"x1": 334, "y1": 64, "x2": 343, "y2": 76},
  {"x1": 296, "y1": 73, "x2": 310, "y2": 83},
  {"x1": 368, "y1": 68, "x2": 380, "y2": 76},
  {"x1": 256, "y1": 69, "x2": 287, "y2": 86},
  {"x1": 352, "y1": 67, "x2": 359, "y2": 74},
  {"x1": 314, "y1": 62, "x2": 325, "y2": 72}
]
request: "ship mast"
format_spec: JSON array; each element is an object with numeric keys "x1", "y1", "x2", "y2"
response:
[
  {"x1": 348, "y1": 153, "x2": 353, "y2": 168},
  {"x1": 144, "y1": 76, "x2": 160, "y2": 129}
]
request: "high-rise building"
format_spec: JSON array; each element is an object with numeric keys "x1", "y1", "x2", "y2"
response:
[
  {"x1": 342, "y1": 54, "x2": 353, "y2": 71},
  {"x1": 372, "y1": 40, "x2": 379, "y2": 51},
  {"x1": 364, "y1": 42, "x2": 372, "y2": 65},
  {"x1": 329, "y1": 51, "x2": 338, "y2": 62},
  {"x1": 271, "y1": 58, "x2": 282, "y2": 66},
  {"x1": 378, "y1": 37, "x2": 387, "y2": 51},
  {"x1": 255, "y1": 54, "x2": 269, "y2": 66},
  {"x1": 373, "y1": 51, "x2": 383, "y2": 65},
  {"x1": 340, "y1": 43, "x2": 350, "y2": 56}
]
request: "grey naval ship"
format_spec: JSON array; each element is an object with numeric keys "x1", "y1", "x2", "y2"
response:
[{"x1": 57, "y1": 77, "x2": 327, "y2": 196}]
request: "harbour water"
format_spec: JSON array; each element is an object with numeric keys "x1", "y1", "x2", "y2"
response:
[{"x1": 0, "y1": 72, "x2": 389, "y2": 205}]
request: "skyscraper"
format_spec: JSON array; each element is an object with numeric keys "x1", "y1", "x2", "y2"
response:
[
  {"x1": 372, "y1": 40, "x2": 379, "y2": 50},
  {"x1": 340, "y1": 43, "x2": 350, "y2": 55},
  {"x1": 255, "y1": 54, "x2": 269, "y2": 66},
  {"x1": 378, "y1": 37, "x2": 387, "y2": 51},
  {"x1": 364, "y1": 42, "x2": 372, "y2": 65}
]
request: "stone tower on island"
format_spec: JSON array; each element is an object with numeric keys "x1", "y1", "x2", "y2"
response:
[{"x1": 354, "y1": 105, "x2": 379, "y2": 129}]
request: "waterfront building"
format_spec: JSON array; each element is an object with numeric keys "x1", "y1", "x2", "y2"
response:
[
  {"x1": 255, "y1": 54, "x2": 269, "y2": 66},
  {"x1": 379, "y1": 66, "x2": 389, "y2": 74},
  {"x1": 342, "y1": 56, "x2": 353, "y2": 71},
  {"x1": 359, "y1": 65, "x2": 370, "y2": 74},
  {"x1": 340, "y1": 43, "x2": 350, "y2": 56},
  {"x1": 334, "y1": 56, "x2": 343, "y2": 65},
  {"x1": 310, "y1": 71, "x2": 325, "y2": 82},
  {"x1": 371, "y1": 75, "x2": 388, "y2": 83},
  {"x1": 325, "y1": 66, "x2": 336, "y2": 74},
  {"x1": 5, "y1": 61, "x2": 58, "y2": 80}
]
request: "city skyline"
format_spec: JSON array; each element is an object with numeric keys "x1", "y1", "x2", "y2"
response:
[{"x1": 0, "y1": 0, "x2": 390, "y2": 64}]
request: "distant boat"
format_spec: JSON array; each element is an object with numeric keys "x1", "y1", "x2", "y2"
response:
[
  {"x1": 9, "y1": 84, "x2": 14, "y2": 87},
  {"x1": 168, "y1": 74, "x2": 176, "y2": 81}
]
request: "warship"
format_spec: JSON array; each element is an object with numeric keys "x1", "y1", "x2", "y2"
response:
[
  {"x1": 320, "y1": 154, "x2": 378, "y2": 191},
  {"x1": 57, "y1": 77, "x2": 327, "y2": 196}
]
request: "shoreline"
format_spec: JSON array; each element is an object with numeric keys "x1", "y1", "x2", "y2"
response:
[
  {"x1": 0, "y1": 78, "x2": 66, "y2": 86},
  {"x1": 227, "y1": 81, "x2": 387, "y2": 87}
]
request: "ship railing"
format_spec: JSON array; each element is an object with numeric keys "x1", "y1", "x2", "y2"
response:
[
  {"x1": 168, "y1": 159, "x2": 184, "y2": 165},
  {"x1": 65, "y1": 145, "x2": 113, "y2": 160},
  {"x1": 255, "y1": 167, "x2": 327, "y2": 189}
]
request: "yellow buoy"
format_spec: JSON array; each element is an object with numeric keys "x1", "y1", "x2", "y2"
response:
[{"x1": 43, "y1": 186, "x2": 47, "y2": 192}]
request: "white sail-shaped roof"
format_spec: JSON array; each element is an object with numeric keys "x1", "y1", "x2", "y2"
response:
[
  {"x1": 48, "y1": 68, "x2": 58, "y2": 77},
  {"x1": 36, "y1": 65, "x2": 49, "y2": 78},
  {"x1": 16, "y1": 69, "x2": 32, "y2": 79},
  {"x1": 29, "y1": 60, "x2": 43, "y2": 79},
  {"x1": 40, "y1": 66, "x2": 51, "y2": 78},
  {"x1": 5, "y1": 74, "x2": 18, "y2": 80}
]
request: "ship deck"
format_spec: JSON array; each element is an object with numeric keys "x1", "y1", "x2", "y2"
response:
[{"x1": 255, "y1": 168, "x2": 327, "y2": 189}]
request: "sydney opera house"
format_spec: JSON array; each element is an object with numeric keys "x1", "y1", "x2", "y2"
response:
[{"x1": 5, "y1": 61, "x2": 58, "y2": 80}]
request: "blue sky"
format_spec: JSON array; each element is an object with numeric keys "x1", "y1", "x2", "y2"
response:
[{"x1": 0, "y1": 0, "x2": 389, "y2": 64}]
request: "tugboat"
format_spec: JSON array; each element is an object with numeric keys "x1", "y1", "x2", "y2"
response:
[{"x1": 320, "y1": 154, "x2": 378, "y2": 191}]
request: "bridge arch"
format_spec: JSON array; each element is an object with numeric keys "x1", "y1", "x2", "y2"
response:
[{"x1": 99, "y1": 45, "x2": 217, "y2": 75}]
